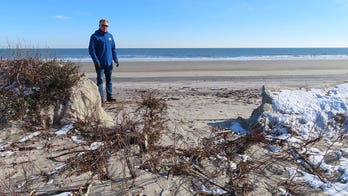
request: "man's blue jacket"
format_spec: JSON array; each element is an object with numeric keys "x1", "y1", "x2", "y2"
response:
[{"x1": 89, "y1": 29, "x2": 118, "y2": 66}]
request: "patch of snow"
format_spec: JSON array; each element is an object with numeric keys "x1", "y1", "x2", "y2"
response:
[
  {"x1": 229, "y1": 161, "x2": 237, "y2": 170},
  {"x1": 18, "y1": 131, "x2": 41, "y2": 143},
  {"x1": 239, "y1": 154, "x2": 250, "y2": 162},
  {"x1": 48, "y1": 164, "x2": 66, "y2": 175},
  {"x1": 200, "y1": 184, "x2": 228, "y2": 195},
  {"x1": 263, "y1": 84, "x2": 348, "y2": 140},
  {"x1": 259, "y1": 84, "x2": 348, "y2": 195},
  {"x1": 323, "y1": 183, "x2": 348, "y2": 196},
  {"x1": 0, "y1": 143, "x2": 10, "y2": 151},
  {"x1": 89, "y1": 142, "x2": 104, "y2": 150},
  {"x1": 214, "y1": 138, "x2": 225, "y2": 144},
  {"x1": 180, "y1": 156, "x2": 190, "y2": 161},
  {"x1": 287, "y1": 167, "x2": 325, "y2": 189},
  {"x1": 55, "y1": 123, "x2": 74, "y2": 135},
  {"x1": 216, "y1": 155, "x2": 228, "y2": 161},
  {"x1": 307, "y1": 150, "x2": 337, "y2": 174},
  {"x1": 52, "y1": 192, "x2": 73, "y2": 196},
  {"x1": 47, "y1": 178, "x2": 54, "y2": 184},
  {"x1": 0, "y1": 151, "x2": 14, "y2": 157},
  {"x1": 36, "y1": 146, "x2": 44, "y2": 150},
  {"x1": 71, "y1": 136, "x2": 85, "y2": 144}
]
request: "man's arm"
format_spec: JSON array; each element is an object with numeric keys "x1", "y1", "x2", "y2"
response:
[
  {"x1": 111, "y1": 35, "x2": 119, "y2": 66},
  {"x1": 88, "y1": 35, "x2": 100, "y2": 66}
]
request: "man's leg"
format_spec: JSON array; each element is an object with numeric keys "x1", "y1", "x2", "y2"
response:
[
  {"x1": 95, "y1": 67, "x2": 105, "y2": 99},
  {"x1": 105, "y1": 65, "x2": 114, "y2": 101}
]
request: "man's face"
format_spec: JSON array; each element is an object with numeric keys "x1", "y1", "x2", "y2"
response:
[{"x1": 99, "y1": 21, "x2": 109, "y2": 32}]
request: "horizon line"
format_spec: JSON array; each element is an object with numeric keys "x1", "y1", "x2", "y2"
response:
[{"x1": 2, "y1": 47, "x2": 348, "y2": 49}]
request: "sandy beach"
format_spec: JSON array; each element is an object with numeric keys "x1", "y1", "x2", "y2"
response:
[
  {"x1": 81, "y1": 59, "x2": 348, "y2": 144},
  {"x1": 79, "y1": 59, "x2": 348, "y2": 140},
  {"x1": 89, "y1": 60, "x2": 348, "y2": 194},
  {"x1": 2, "y1": 59, "x2": 348, "y2": 195},
  {"x1": 79, "y1": 60, "x2": 348, "y2": 89}
]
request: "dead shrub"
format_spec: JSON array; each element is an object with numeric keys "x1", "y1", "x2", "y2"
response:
[
  {"x1": 0, "y1": 57, "x2": 81, "y2": 126},
  {"x1": 52, "y1": 92, "x2": 169, "y2": 182},
  {"x1": 136, "y1": 91, "x2": 168, "y2": 149}
]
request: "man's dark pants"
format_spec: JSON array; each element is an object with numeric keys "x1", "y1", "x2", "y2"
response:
[{"x1": 95, "y1": 64, "x2": 113, "y2": 100}]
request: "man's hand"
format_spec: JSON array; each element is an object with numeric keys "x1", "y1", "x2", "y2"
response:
[
  {"x1": 95, "y1": 63, "x2": 101, "y2": 69},
  {"x1": 114, "y1": 61, "x2": 119, "y2": 67}
]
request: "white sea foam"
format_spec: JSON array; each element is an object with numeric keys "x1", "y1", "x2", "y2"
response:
[{"x1": 57, "y1": 54, "x2": 348, "y2": 62}]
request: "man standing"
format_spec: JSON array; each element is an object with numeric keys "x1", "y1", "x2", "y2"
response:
[{"x1": 89, "y1": 18, "x2": 119, "y2": 103}]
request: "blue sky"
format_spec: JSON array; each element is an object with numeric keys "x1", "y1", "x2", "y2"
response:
[{"x1": 1, "y1": 0, "x2": 348, "y2": 48}]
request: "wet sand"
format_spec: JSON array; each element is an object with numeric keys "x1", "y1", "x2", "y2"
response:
[{"x1": 78, "y1": 60, "x2": 348, "y2": 89}]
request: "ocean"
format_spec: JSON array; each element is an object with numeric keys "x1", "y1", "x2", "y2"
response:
[{"x1": 1, "y1": 48, "x2": 348, "y2": 62}]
